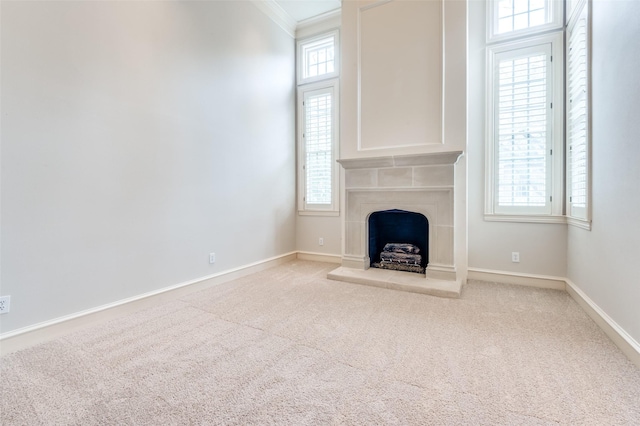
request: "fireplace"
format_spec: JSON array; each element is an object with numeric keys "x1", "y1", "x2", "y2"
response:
[
  {"x1": 368, "y1": 209, "x2": 428, "y2": 274},
  {"x1": 328, "y1": 151, "x2": 463, "y2": 297}
]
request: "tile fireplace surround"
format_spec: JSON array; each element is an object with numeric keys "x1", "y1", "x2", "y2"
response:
[{"x1": 327, "y1": 151, "x2": 464, "y2": 298}]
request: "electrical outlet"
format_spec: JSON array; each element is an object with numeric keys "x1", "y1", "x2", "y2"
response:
[
  {"x1": 209, "y1": 253, "x2": 216, "y2": 264},
  {"x1": 511, "y1": 252, "x2": 520, "y2": 263},
  {"x1": 0, "y1": 296, "x2": 11, "y2": 314},
  {"x1": 319, "y1": 237, "x2": 324, "y2": 246}
]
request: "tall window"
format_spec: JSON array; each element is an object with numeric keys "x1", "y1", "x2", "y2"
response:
[
  {"x1": 566, "y1": 0, "x2": 591, "y2": 226},
  {"x1": 297, "y1": 31, "x2": 340, "y2": 215},
  {"x1": 487, "y1": 0, "x2": 593, "y2": 226},
  {"x1": 496, "y1": 48, "x2": 550, "y2": 210},
  {"x1": 485, "y1": 28, "x2": 563, "y2": 220}
]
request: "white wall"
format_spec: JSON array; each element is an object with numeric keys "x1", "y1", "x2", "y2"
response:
[
  {"x1": 296, "y1": 215, "x2": 342, "y2": 256},
  {"x1": 567, "y1": 0, "x2": 640, "y2": 344},
  {"x1": 0, "y1": 1, "x2": 296, "y2": 333},
  {"x1": 467, "y1": 0, "x2": 567, "y2": 278}
]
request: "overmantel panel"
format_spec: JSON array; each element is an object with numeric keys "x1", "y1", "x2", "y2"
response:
[{"x1": 357, "y1": 0, "x2": 443, "y2": 151}]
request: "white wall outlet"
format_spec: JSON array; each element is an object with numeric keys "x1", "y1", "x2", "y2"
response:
[
  {"x1": 209, "y1": 253, "x2": 216, "y2": 264},
  {"x1": 0, "y1": 296, "x2": 11, "y2": 314},
  {"x1": 319, "y1": 237, "x2": 324, "y2": 246},
  {"x1": 511, "y1": 252, "x2": 520, "y2": 263}
]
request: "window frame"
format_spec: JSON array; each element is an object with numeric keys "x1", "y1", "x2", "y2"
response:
[
  {"x1": 296, "y1": 30, "x2": 339, "y2": 85},
  {"x1": 485, "y1": 32, "x2": 565, "y2": 223},
  {"x1": 296, "y1": 29, "x2": 340, "y2": 216},
  {"x1": 297, "y1": 79, "x2": 340, "y2": 216},
  {"x1": 487, "y1": 0, "x2": 564, "y2": 43},
  {"x1": 566, "y1": 0, "x2": 591, "y2": 229}
]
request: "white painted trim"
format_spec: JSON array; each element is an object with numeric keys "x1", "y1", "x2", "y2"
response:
[
  {"x1": 296, "y1": 251, "x2": 342, "y2": 264},
  {"x1": 5, "y1": 256, "x2": 637, "y2": 371},
  {"x1": 250, "y1": 0, "x2": 297, "y2": 38},
  {"x1": 0, "y1": 252, "x2": 297, "y2": 356},
  {"x1": 565, "y1": 279, "x2": 640, "y2": 369},
  {"x1": 468, "y1": 267, "x2": 566, "y2": 290},
  {"x1": 296, "y1": 8, "x2": 341, "y2": 38},
  {"x1": 566, "y1": 216, "x2": 592, "y2": 230},
  {"x1": 467, "y1": 268, "x2": 640, "y2": 368},
  {"x1": 483, "y1": 214, "x2": 568, "y2": 224},
  {"x1": 337, "y1": 151, "x2": 463, "y2": 169}
]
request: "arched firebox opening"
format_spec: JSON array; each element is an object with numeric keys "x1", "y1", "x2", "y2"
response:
[{"x1": 368, "y1": 209, "x2": 428, "y2": 274}]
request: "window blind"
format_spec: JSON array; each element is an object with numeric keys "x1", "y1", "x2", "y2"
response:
[
  {"x1": 568, "y1": 12, "x2": 588, "y2": 214},
  {"x1": 304, "y1": 91, "x2": 333, "y2": 205},
  {"x1": 495, "y1": 49, "x2": 550, "y2": 208}
]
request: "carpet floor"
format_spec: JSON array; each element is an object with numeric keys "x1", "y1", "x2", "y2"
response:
[{"x1": 1, "y1": 260, "x2": 639, "y2": 425}]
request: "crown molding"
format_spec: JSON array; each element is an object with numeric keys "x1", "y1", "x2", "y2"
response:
[
  {"x1": 251, "y1": 0, "x2": 297, "y2": 38},
  {"x1": 296, "y1": 7, "x2": 341, "y2": 32}
]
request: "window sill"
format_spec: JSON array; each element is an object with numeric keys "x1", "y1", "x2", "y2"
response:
[
  {"x1": 298, "y1": 210, "x2": 340, "y2": 217},
  {"x1": 567, "y1": 216, "x2": 592, "y2": 230},
  {"x1": 484, "y1": 214, "x2": 568, "y2": 224}
]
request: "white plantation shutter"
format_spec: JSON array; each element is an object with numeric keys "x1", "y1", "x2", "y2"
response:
[
  {"x1": 567, "y1": 5, "x2": 589, "y2": 220},
  {"x1": 494, "y1": 45, "x2": 552, "y2": 213},
  {"x1": 303, "y1": 88, "x2": 334, "y2": 207}
]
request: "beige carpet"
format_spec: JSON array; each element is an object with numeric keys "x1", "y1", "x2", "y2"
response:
[{"x1": 1, "y1": 260, "x2": 639, "y2": 425}]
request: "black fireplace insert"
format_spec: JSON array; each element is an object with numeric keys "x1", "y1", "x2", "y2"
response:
[{"x1": 368, "y1": 209, "x2": 428, "y2": 273}]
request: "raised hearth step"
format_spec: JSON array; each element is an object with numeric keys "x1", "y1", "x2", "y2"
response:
[{"x1": 327, "y1": 266, "x2": 461, "y2": 299}]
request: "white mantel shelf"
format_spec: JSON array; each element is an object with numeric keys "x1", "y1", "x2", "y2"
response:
[{"x1": 337, "y1": 151, "x2": 463, "y2": 170}]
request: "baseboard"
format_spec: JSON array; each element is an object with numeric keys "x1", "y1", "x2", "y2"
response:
[
  {"x1": 467, "y1": 267, "x2": 640, "y2": 368},
  {"x1": 467, "y1": 267, "x2": 566, "y2": 290},
  {"x1": 0, "y1": 252, "x2": 298, "y2": 356},
  {"x1": 296, "y1": 251, "x2": 342, "y2": 264},
  {"x1": 565, "y1": 279, "x2": 640, "y2": 369},
  {"x1": 4, "y1": 257, "x2": 638, "y2": 370}
]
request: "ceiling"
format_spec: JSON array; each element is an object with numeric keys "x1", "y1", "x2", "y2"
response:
[{"x1": 275, "y1": 0, "x2": 341, "y2": 22}]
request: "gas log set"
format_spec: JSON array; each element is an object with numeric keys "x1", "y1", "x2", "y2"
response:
[{"x1": 371, "y1": 243, "x2": 425, "y2": 274}]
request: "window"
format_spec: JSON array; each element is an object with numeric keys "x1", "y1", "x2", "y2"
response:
[
  {"x1": 297, "y1": 31, "x2": 339, "y2": 215},
  {"x1": 485, "y1": 33, "x2": 564, "y2": 220},
  {"x1": 566, "y1": 0, "x2": 591, "y2": 227},
  {"x1": 297, "y1": 31, "x2": 339, "y2": 84},
  {"x1": 488, "y1": 0, "x2": 563, "y2": 42},
  {"x1": 486, "y1": 0, "x2": 593, "y2": 226}
]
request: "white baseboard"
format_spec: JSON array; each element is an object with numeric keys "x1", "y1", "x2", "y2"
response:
[
  {"x1": 296, "y1": 251, "x2": 342, "y2": 264},
  {"x1": 4, "y1": 257, "x2": 638, "y2": 370},
  {"x1": 468, "y1": 267, "x2": 640, "y2": 368},
  {"x1": 0, "y1": 252, "x2": 297, "y2": 356},
  {"x1": 565, "y1": 279, "x2": 640, "y2": 369},
  {"x1": 467, "y1": 267, "x2": 566, "y2": 290}
]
